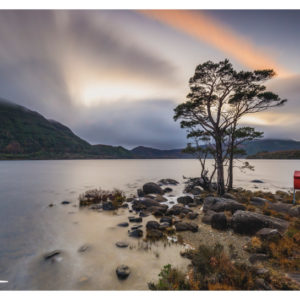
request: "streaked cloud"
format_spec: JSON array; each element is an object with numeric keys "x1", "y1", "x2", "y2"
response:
[{"x1": 140, "y1": 10, "x2": 292, "y2": 77}]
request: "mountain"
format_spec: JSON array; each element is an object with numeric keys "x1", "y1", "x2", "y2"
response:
[{"x1": 1, "y1": 99, "x2": 300, "y2": 160}]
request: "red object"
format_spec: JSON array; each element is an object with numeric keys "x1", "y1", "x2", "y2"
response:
[{"x1": 294, "y1": 171, "x2": 300, "y2": 189}]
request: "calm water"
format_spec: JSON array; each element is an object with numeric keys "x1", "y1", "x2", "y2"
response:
[{"x1": 0, "y1": 159, "x2": 299, "y2": 290}]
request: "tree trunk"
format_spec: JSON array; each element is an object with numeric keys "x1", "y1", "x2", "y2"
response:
[
  {"x1": 215, "y1": 137, "x2": 225, "y2": 195},
  {"x1": 228, "y1": 140, "x2": 234, "y2": 190}
]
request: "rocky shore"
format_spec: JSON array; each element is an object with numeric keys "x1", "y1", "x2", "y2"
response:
[{"x1": 47, "y1": 176, "x2": 300, "y2": 290}]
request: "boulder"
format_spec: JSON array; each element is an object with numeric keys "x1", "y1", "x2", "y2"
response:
[
  {"x1": 126, "y1": 197, "x2": 134, "y2": 203},
  {"x1": 201, "y1": 210, "x2": 216, "y2": 225},
  {"x1": 189, "y1": 187, "x2": 203, "y2": 195},
  {"x1": 146, "y1": 220, "x2": 160, "y2": 230},
  {"x1": 164, "y1": 187, "x2": 173, "y2": 193},
  {"x1": 116, "y1": 265, "x2": 131, "y2": 280},
  {"x1": 160, "y1": 216, "x2": 172, "y2": 225},
  {"x1": 132, "y1": 199, "x2": 162, "y2": 211},
  {"x1": 250, "y1": 197, "x2": 268, "y2": 207},
  {"x1": 249, "y1": 254, "x2": 269, "y2": 264},
  {"x1": 153, "y1": 195, "x2": 168, "y2": 202},
  {"x1": 143, "y1": 182, "x2": 163, "y2": 195},
  {"x1": 159, "y1": 222, "x2": 170, "y2": 230},
  {"x1": 139, "y1": 211, "x2": 149, "y2": 217},
  {"x1": 115, "y1": 242, "x2": 129, "y2": 248},
  {"x1": 175, "y1": 222, "x2": 198, "y2": 232},
  {"x1": 211, "y1": 213, "x2": 228, "y2": 230},
  {"x1": 137, "y1": 189, "x2": 145, "y2": 197},
  {"x1": 102, "y1": 201, "x2": 115, "y2": 210},
  {"x1": 121, "y1": 203, "x2": 129, "y2": 208},
  {"x1": 268, "y1": 203, "x2": 300, "y2": 217},
  {"x1": 158, "y1": 178, "x2": 179, "y2": 185},
  {"x1": 128, "y1": 229, "x2": 143, "y2": 238},
  {"x1": 128, "y1": 216, "x2": 142, "y2": 223},
  {"x1": 118, "y1": 222, "x2": 129, "y2": 227},
  {"x1": 223, "y1": 193, "x2": 236, "y2": 200},
  {"x1": 146, "y1": 229, "x2": 163, "y2": 240},
  {"x1": 256, "y1": 228, "x2": 282, "y2": 242},
  {"x1": 232, "y1": 210, "x2": 289, "y2": 235},
  {"x1": 177, "y1": 196, "x2": 194, "y2": 205},
  {"x1": 203, "y1": 197, "x2": 245, "y2": 213},
  {"x1": 187, "y1": 212, "x2": 198, "y2": 220},
  {"x1": 166, "y1": 205, "x2": 192, "y2": 216}
]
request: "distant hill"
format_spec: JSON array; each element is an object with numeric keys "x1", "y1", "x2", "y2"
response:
[
  {"x1": 248, "y1": 150, "x2": 300, "y2": 159},
  {"x1": 1, "y1": 99, "x2": 300, "y2": 160},
  {"x1": 241, "y1": 139, "x2": 300, "y2": 156},
  {"x1": 131, "y1": 146, "x2": 193, "y2": 158}
]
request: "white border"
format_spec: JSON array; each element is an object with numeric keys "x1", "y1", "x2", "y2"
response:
[{"x1": 0, "y1": 0, "x2": 299, "y2": 9}]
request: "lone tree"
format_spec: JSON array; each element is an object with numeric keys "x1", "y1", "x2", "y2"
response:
[{"x1": 174, "y1": 59, "x2": 286, "y2": 195}]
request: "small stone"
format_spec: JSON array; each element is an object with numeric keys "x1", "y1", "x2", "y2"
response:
[
  {"x1": 78, "y1": 244, "x2": 90, "y2": 253},
  {"x1": 116, "y1": 265, "x2": 131, "y2": 279}
]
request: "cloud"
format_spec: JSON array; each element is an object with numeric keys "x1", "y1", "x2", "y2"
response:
[
  {"x1": 140, "y1": 10, "x2": 292, "y2": 77},
  {"x1": 0, "y1": 11, "x2": 179, "y2": 113},
  {"x1": 72, "y1": 99, "x2": 187, "y2": 149}
]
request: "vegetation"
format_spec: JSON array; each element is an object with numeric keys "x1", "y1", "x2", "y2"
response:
[
  {"x1": 174, "y1": 59, "x2": 286, "y2": 194},
  {"x1": 79, "y1": 188, "x2": 126, "y2": 208},
  {"x1": 149, "y1": 242, "x2": 299, "y2": 290}
]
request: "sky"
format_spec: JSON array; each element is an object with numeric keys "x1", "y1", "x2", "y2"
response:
[{"x1": 0, "y1": 10, "x2": 299, "y2": 149}]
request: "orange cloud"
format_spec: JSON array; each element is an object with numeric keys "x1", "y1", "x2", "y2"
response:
[{"x1": 140, "y1": 10, "x2": 292, "y2": 77}]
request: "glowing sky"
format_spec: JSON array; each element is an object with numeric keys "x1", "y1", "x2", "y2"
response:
[{"x1": 0, "y1": 10, "x2": 299, "y2": 148}]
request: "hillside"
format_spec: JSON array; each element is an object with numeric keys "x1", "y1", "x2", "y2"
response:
[
  {"x1": 248, "y1": 150, "x2": 300, "y2": 159},
  {"x1": 0, "y1": 99, "x2": 92, "y2": 159}
]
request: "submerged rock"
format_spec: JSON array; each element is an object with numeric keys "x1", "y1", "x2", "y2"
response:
[
  {"x1": 163, "y1": 187, "x2": 173, "y2": 193},
  {"x1": 116, "y1": 265, "x2": 131, "y2": 279},
  {"x1": 118, "y1": 222, "x2": 129, "y2": 227},
  {"x1": 232, "y1": 210, "x2": 289, "y2": 235},
  {"x1": 44, "y1": 250, "x2": 61, "y2": 260},
  {"x1": 78, "y1": 244, "x2": 90, "y2": 253},
  {"x1": 143, "y1": 182, "x2": 163, "y2": 195},
  {"x1": 166, "y1": 205, "x2": 192, "y2": 216},
  {"x1": 187, "y1": 212, "x2": 198, "y2": 220},
  {"x1": 251, "y1": 180, "x2": 264, "y2": 183},
  {"x1": 160, "y1": 216, "x2": 172, "y2": 225},
  {"x1": 137, "y1": 189, "x2": 145, "y2": 197},
  {"x1": 61, "y1": 201, "x2": 71, "y2": 205},
  {"x1": 115, "y1": 242, "x2": 129, "y2": 248}
]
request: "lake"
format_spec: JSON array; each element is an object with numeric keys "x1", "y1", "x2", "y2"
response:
[{"x1": 0, "y1": 159, "x2": 299, "y2": 290}]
